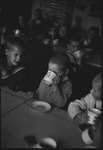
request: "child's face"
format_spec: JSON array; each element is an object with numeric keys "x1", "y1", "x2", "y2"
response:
[
  {"x1": 59, "y1": 26, "x2": 66, "y2": 37},
  {"x1": 87, "y1": 30, "x2": 96, "y2": 41},
  {"x1": 49, "y1": 28, "x2": 55, "y2": 36},
  {"x1": 90, "y1": 82, "x2": 101, "y2": 100},
  {"x1": 48, "y1": 62, "x2": 65, "y2": 78},
  {"x1": 68, "y1": 41, "x2": 80, "y2": 53},
  {"x1": 6, "y1": 46, "x2": 23, "y2": 66}
]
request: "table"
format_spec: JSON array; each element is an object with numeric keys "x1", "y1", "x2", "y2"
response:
[
  {"x1": 1, "y1": 99, "x2": 87, "y2": 148},
  {"x1": 83, "y1": 52, "x2": 102, "y2": 68},
  {"x1": 1, "y1": 87, "x2": 33, "y2": 117}
]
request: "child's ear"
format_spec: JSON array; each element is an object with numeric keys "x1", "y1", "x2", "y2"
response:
[{"x1": 65, "y1": 68, "x2": 69, "y2": 75}]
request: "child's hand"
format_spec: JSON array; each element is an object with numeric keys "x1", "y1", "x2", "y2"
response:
[
  {"x1": 43, "y1": 39, "x2": 50, "y2": 45},
  {"x1": 53, "y1": 39, "x2": 59, "y2": 45},
  {"x1": 52, "y1": 75, "x2": 60, "y2": 86},
  {"x1": 74, "y1": 110, "x2": 89, "y2": 124}
]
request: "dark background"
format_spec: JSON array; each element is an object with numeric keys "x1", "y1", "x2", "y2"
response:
[{"x1": 1, "y1": 0, "x2": 32, "y2": 25}]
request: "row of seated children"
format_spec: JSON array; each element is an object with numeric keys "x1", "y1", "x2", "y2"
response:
[
  {"x1": 1, "y1": 35, "x2": 101, "y2": 110},
  {"x1": 44, "y1": 24, "x2": 69, "y2": 47},
  {"x1": 45, "y1": 32, "x2": 85, "y2": 95},
  {"x1": 1, "y1": 37, "x2": 101, "y2": 147},
  {"x1": 28, "y1": 50, "x2": 102, "y2": 147},
  {"x1": 0, "y1": 36, "x2": 75, "y2": 109},
  {"x1": 68, "y1": 73, "x2": 102, "y2": 148},
  {"x1": 0, "y1": 35, "x2": 89, "y2": 109}
]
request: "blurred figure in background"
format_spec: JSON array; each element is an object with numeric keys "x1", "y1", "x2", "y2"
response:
[
  {"x1": 66, "y1": 35, "x2": 85, "y2": 100},
  {"x1": 28, "y1": 9, "x2": 45, "y2": 37},
  {"x1": 0, "y1": 24, "x2": 7, "y2": 46},
  {"x1": 53, "y1": 24, "x2": 69, "y2": 47},
  {"x1": 82, "y1": 26, "x2": 102, "y2": 54},
  {"x1": 70, "y1": 16, "x2": 86, "y2": 40},
  {"x1": 13, "y1": 15, "x2": 29, "y2": 37},
  {"x1": 66, "y1": 35, "x2": 84, "y2": 67}
]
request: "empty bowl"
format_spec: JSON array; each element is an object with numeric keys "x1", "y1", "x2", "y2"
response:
[{"x1": 39, "y1": 137, "x2": 57, "y2": 148}]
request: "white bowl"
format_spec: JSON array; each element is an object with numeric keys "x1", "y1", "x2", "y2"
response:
[
  {"x1": 31, "y1": 101, "x2": 51, "y2": 112},
  {"x1": 39, "y1": 137, "x2": 57, "y2": 148}
]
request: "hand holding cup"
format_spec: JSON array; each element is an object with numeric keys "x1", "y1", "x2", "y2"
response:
[
  {"x1": 44, "y1": 70, "x2": 59, "y2": 85},
  {"x1": 87, "y1": 108, "x2": 101, "y2": 125},
  {"x1": 75, "y1": 110, "x2": 89, "y2": 124}
]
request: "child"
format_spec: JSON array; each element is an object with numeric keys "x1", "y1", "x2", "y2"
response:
[
  {"x1": 1, "y1": 36, "x2": 26, "y2": 91},
  {"x1": 82, "y1": 26, "x2": 102, "y2": 54},
  {"x1": 35, "y1": 52, "x2": 72, "y2": 108},
  {"x1": 68, "y1": 73, "x2": 102, "y2": 125},
  {"x1": 66, "y1": 36, "x2": 85, "y2": 99},
  {"x1": 66, "y1": 35, "x2": 84, "y2": 66},
  {"x1": 53, "y1": 24, "x2": 68, "y2": 47}
]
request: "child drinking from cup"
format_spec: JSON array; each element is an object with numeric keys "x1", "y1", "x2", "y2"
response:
[
  {"x1": 35, "y1": 52, "x2": 72, "y2": 108},
  {"x1": 68, "y1": 73, "x2": 102, "y2": 125},
  {"x1": 1, "y1": 36, "x2": 26, "y2": 91},
  {"x1": 66, "y1": 35, "x2": 85, "y2": 100},
  {"x1": 82, "y1": 26, "x2": 102, "y2": 54},
  {"x1": 66, "y1": 35, "x2": 84, "y2": 66}
]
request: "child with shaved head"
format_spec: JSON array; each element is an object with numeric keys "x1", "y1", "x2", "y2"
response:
[
  {"x1": 68, "y1": 73, "x2": 102, "y2": 124},
  {"x1": 36, "y1": 52, "x2": 72, "y2": 108}
]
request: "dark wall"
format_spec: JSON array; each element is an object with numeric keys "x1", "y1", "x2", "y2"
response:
[{"x1": 1, "y1": 0, "x2": 32, "y2": 26}]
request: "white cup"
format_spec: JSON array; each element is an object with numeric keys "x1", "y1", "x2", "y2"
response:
[
  {"x1": 15, "y1": 29, "x2": 21, "y2": 35},
  {"x1": 87, "y1": 108, "x2": 101, "y2": 125},
  {"x1": 39, "y1": 137, "x2": 57, "y2": 148},
  {"x1": 84, "y1": 39, "x2": 91, "y2": 46},
  {"x1": 53, "y1": 39, "x2": 59, "y2": 45},
  {"x1": 74, "y1": 50, "x2": 81, "y2": 58},
  {"x1": 82, "y1": 128, "x2": 94, "y2": 145},
  {"x1": 44, "y1": 70, "x2": 57, "y2": 85}
]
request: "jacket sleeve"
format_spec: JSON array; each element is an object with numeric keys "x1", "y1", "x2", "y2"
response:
[
  {"x1": 51, "y1": 80, "x2": 72, "y2": 108},
  {"x1": 68, "y1": 94, "x2": 92, "y2": 119},
  {"x1": 11, "y1": 66, "x2": 27, "y2": 91}
]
